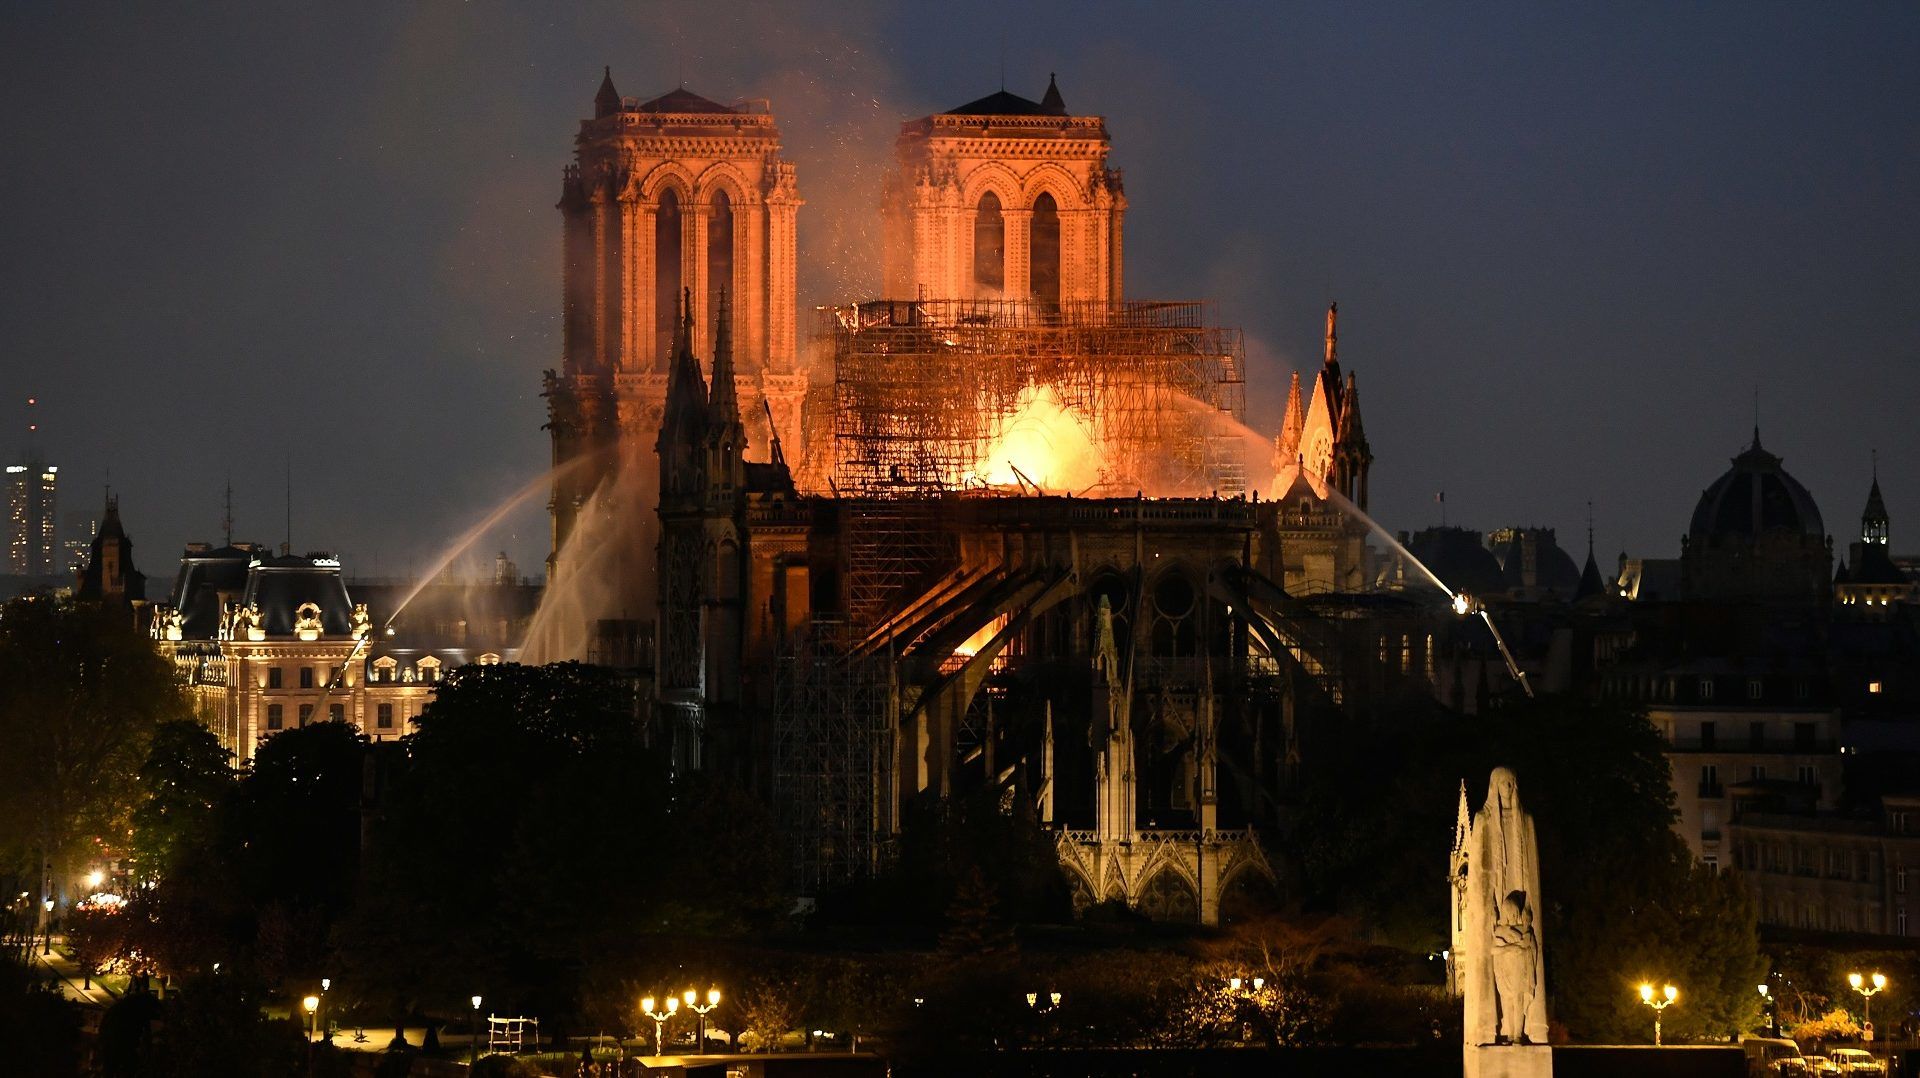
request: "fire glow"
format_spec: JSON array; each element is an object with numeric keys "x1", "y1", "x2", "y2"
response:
[{"x1": 968, "y1": 384, "x2": 1101, "y2": 493}]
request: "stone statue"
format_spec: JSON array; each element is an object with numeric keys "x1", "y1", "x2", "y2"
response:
[
  {"x1": 351, "y1": 603, "x2": 371, "y2": 640},
  {"x1": 1458, "y1": 767, "x2": 1551, "y2": 1077}
]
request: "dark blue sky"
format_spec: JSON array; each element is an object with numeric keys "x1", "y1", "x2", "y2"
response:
[{"x1": 4, "y1": 3, "x2": 1915, "y2": 581}]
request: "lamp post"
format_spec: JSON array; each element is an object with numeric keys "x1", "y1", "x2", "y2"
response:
[
  {"x1": 1848, "y1": 972, "x2": 1886, "y2": 1040},
  {"x1": 1757, "y1": 984, "x2": 1773, "y2": 1035},
  {"x1": 42, "y1": 898, "x2": 54, "y2": 956},
  {"x1": 682, "y1": 988, "x2": 720, "y2": 1054},
  {"x1": 1638, "y1": 983, "x2": 1677, "y2": 1045},
  {"x1": 641, "y1": 995, "x2": 679, "y2": 1057},
  {"x1": 304, "y1": 994, "x2": 320, "y2": 1076},
  {"x1": 470, "y1": 995, "x2": 483, "y2": 1068}
]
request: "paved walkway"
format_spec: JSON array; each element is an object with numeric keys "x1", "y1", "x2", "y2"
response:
[{"x1": 33, "y1": 945, "x2": 120, "y2": 1009}]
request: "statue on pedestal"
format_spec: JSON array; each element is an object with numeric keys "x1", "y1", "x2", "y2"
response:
[{"x1": 1454, "y1": 766, "x2": 1552, "y2": 1077}]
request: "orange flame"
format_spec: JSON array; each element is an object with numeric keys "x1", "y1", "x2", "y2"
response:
[{"x1": 968, "y1": 384, "x2": 1101, "y2": 492}]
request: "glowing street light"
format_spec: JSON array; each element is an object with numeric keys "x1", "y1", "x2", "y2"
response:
[
  {"x1": 1848, "y1": 972, "x2": 1887, "y2": 1039},
  {"x1": 1638, "y1": 983, "x2": 1677, "y2": 1045},
  {"x1": 1025, "y1": 990, "x2": 1062, "y2": 1011},
  {"x1": 42, "y1": 897, "x2": 54, "y2": 955},
  {"x1": 470, "y1": 995, "x2": 483, "y2": 1068},
  {"x1": 641, "y1": 994, "x2": 679, "y2": 1057},
  {"x1": 302, "y1": 995, "x2": 321, "y2": 1041},
  {"x1": 682, "y1": 988, "x2": 720, "y2": 1054},
  {"x1": 84, "y1": 870, "x2": 104, "y2": 891}
]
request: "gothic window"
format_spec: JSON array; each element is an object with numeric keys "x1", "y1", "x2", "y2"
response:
[
  {"x1": 1029, "y1": 193, "x2": 1061, "y2": 312},
  {"x1": 655, "y1": 187, "x2": 683, "y2": 361},
  {"x1": 973, "y1": 192, "x2": 1005, "y2": 295},
  {"x1": 708, "y1": 189, "x2": 734, "y2": 332}
]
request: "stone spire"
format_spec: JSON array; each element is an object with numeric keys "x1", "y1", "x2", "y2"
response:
[
  {"x1": 1274, "y1": 371, "x2": 1305, "y2": 476},
  {"x1": 1324, "y1": 301, "x2": 1339, "y2": 368},
  {"x1": 1040, "y1": 72, "x2": 1066, "y2": 115},
  {"x1": 708, "y1": 290, "x2": 738, "y2": 420},
  {"x1": 594, "y1": 66, "x2": 621, "y2": 119},
  {"x1": 1864, "y1": 456, "x2": 1890, "y2": 546}
]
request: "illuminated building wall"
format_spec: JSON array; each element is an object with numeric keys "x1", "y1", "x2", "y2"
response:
[
  {"x1": 547, "y1": 71, "x2": 806, "y2": 576},
  {"x1": 5, "y1": 456, "x2": 57, "y2": 576}
]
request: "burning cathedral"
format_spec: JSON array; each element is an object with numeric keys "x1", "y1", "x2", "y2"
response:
[{"x1": 540, "y1": 71, "x2": 1404, "y2": 922}]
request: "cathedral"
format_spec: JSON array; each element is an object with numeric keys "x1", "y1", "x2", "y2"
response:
[{"x1": 543, "y1": 72, "x2": 1402, "y2": 921}]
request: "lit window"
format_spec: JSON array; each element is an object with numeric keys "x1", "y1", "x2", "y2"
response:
[{"x1": 1869, "y1": 680, "x2": 1884, "y2": 694}]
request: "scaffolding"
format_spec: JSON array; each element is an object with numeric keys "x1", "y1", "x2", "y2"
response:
[
  {"x1": 818, "y1": 299, "x2": 1247, "y2": 498},
  {"x1": 772, "y1": 621, "x2": 896, "y2": 897}
]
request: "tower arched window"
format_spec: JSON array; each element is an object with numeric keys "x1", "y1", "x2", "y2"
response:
[
  {"x1": 1030, "y1": 192, "x2": 1061, "y2": 312},
  {"x1": 973, "y1": 192, "x2": 1005, "y2": 296},
  {"x1": 655, "y1": 187, "x2": 683, "y2": 362},
  {"x1": 707, "y1": 189, "x2": 734, "y2": 341}
]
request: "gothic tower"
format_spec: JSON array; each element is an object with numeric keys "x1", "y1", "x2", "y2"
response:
[
  {"x1": 547, "y1": 69, "x2": 804, "y2": 577},
  {"x1": 881, "y1": 75, "x2": 1125, "y2": 306},
  {"x1": 655, "y1": 292, "x2": 756, "y2": 773}
]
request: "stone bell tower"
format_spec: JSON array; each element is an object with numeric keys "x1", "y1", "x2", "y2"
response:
[
  {"x1": 881, "y1": 75, "x2": 1125, "y2": 306},
  {"x1": 546, "y1": 69, "x2": 805, "y2": 574}
]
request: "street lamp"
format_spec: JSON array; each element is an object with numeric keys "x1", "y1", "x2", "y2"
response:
[
  {"x1": 470, "y1": 995, "x2": 483, "y2": 1068},
  {"x1": 641, "y1": 995, "x2": 679, "y2": 1057},
  {"x1": 1848, "y1": 972, "x2": 1887, "y2": 1039},
  {"x1": 303, "y1": 995, "x2": 321, "y2": 1041},
  {"x1": 682, "y1": 988, "x2": 720, "y2": 1054},
  {"x1": 84, "y1": 870, "x2": 103, "y2": 892},
  {"x1": 42, "y1": 898, "x2": 53, "y2": 955},
  {"x1": 1756, "y1": 984, "x2": 1773, "y2": 1035},
  {"x1": 1638, "y1": 983, "x2": 1677, "y2": 1045}
]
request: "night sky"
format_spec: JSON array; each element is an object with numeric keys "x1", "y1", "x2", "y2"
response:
[{"x1": 4, "y1": 3, "x2": 1915, "y2": 583}]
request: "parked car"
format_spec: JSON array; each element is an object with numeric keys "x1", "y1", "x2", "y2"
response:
[
  {"x1": 1801, "y1": 1055, "x2": 1842, "y2": 1077},
  {"x1": 1825, "y1": 1048, "x2": 1886, "y2": 1076},
  {"x1": 1743, "y1": 1036, "x2": 1809, "y2": 1075}
]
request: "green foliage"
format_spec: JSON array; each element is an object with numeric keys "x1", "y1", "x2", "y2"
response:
[
  {"x1": 833, "y1": 785, "x2": 1071, "y2": 934},
  {"x1": 336, "y1": 662, "x2": 667, "y2": 1025},
  {"x1": 129, "y1": 720, "x2": 234, "y2": 880},
  {"x1": 0, "y1": 926, "x2": 83, "y2": 1078},
  {"x1": 0, "y1": 596, "x2": 189, "y2": 877},
  {"x1": 1295, "y1": 692, "x2": 1765, "y2": 1042},
  {"x1": 1790, "y1": 1006, "x2": 1863, "y2": 1042}
]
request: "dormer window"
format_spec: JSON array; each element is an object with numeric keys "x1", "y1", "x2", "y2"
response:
[
  {"x1": 417, "y1": 655, "x2": 443, "y2": 682},
  {"x1": 372, "y1": 656, "x2": 398, "y2": 683}
]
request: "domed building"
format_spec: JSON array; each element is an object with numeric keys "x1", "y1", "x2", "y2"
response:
[{"x1": 1681, "y1": 429, "x2": 1831, "y2": 606}]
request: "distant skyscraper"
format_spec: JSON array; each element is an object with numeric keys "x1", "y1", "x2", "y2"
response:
[
  {"x1": 61, "y1": 508, "x2": 97, "y2": 575},
  {"x1": 5, "y1": 455, "x2": 57, "y2": 576}
]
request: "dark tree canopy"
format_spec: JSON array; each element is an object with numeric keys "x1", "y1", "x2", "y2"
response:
[{"x1": 0, "y1": 597, "x2": 189, "y2": 881}]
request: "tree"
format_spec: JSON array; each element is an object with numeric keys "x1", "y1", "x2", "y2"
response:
[
  {"x1": 129, "y1": 720, "x2": 234, "y2": 881},
  {"x1": 336, "y1": 662, "x2": 667, "y2": 1030},
  {"x1": 0, "y1": 597, "x2": 189, "y2": 887},
  {"x1": 1294, "y1": 692, "x2": 1765, "y2": 1041}
]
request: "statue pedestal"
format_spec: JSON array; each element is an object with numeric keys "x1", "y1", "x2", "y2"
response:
[{"x1": 1464, "y1": 1043, "x2": 1552, "y2": 1078}]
